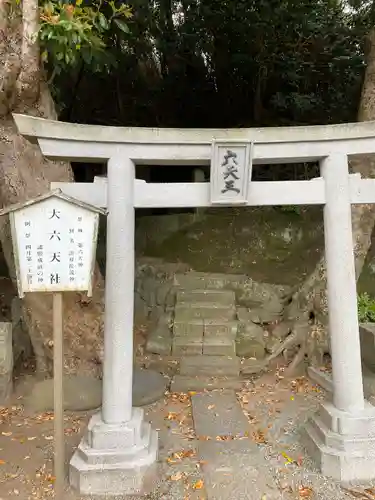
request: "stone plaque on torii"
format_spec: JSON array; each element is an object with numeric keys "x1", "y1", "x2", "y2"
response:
[{"x1": 13, "y1": 112, "x2": 375, "y2": 490}]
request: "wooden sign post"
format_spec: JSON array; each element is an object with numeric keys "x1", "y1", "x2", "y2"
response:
[{"x1": 0, "y1": 189, "x2": 106, "y2": 499}]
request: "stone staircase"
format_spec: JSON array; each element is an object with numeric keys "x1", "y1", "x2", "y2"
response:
[
  {"x1": 171, "y1": 289, "x2": 242, "y2": 382},
  {"x1": 172, "y1": 289, "x2": 237, "y2": 357}
]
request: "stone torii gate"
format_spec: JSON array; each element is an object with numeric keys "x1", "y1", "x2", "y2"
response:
[{"x1": 13, "y1": 114, "x2": 375, "y2": 492}]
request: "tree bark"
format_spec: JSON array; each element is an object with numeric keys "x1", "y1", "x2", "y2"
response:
[
  {"x1": 0, "y1": 0, "x2": 104, "y2": 377},
  {"x1": 283, "y1": 28, "x2": 375, "y2": 366}
]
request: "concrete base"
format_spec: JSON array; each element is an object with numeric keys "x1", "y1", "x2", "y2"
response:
[
  {"x1": 303, "y1": 401, "x2": 375, "y2": 482},
  {"x1": 69, "y1": 408, "x2": 158, "y2": 496}
]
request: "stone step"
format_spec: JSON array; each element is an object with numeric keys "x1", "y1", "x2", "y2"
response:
[
  {"x1": 171, "y1": 375, "x2": 244, "y2": 393},
  {"x1": 203, "y1": 337, "x2": 236, "y2": 356},
  {"x1": 173, "y1": 317, "x2": 204, "y2": 337},
  {"x1": 174, "y1": 272, "x2": 248, "y2": 291},
  {"x1": 204, "y1": 319, "x2": 238, "y2": 339},
  {"x1": 191, "y1": 390, "x2": 249, "y2": 438},
  {"x1": 180, "y1": 355, "x2": 240, "y2": 377},
  {"x1": 172, "y1": 335, "x2": 203, "y2": 356},
  {"x1": 175, "y1": 304, "x2": 236, "y2": 321},
  {"x1": 176, "y1": 289, "x2": 235, "y2": 307}
]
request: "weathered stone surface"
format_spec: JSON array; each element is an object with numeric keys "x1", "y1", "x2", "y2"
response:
[
  {"x1": 203, "y1": 337, "x2": 236, "y2": 356},
  {"x1": 25, "y1": 375, "x2": 102, "y2": 411},
  {"x1": 191, "y1": 390, "x2": 249, "y2": 438},
  {"x1": 173, "y1": 272, "x2": 290, "y2": 304},
  {"x1": 0, "y1": 322, "x2": 12, "y2": 403},
  {"x1": 25, "y1": 368, "x2": 168, "y2": 411},
  {"x1": 132, "y1": 368, "x2": 168, "y2": 406},
  {"x1": 176, "y1": 289, "x2": 235, "y2": 307},
  {"x1": 265, "y1": 335, "x2": 283, "y2": 354},
  {"x1": 180, "y1": 355, "x2": 240, "y2": 377},
  {"x1": 173, "y1": 315, "x2": 204, "y2": 337},
  {"x1": 171, "y1": 375, "x2": 244, "y2": 393},
  {"x1": 198, "y1": 440, "x2": 280, "y2": 500},
  {"x1": 172, "y1": 336, "x2": 203, "y2": 356},
  {"x1": 235, "y1": 338, "x2": 265, "y2": 359},
  {"x1": 241, "y1": 358, "x2": 268, "y2": 376},
  {"x1": 175, "y1": 304, "x2": 236, "y2": 321},
  {"x1": 360, "y1": 323, "x2": 375, "y2": 372},
  {"x1": 155, "y1": 283, "x2": 173, "y2": 306},
  {"x1": 237, "y1": 321, "x2": 264, "y2": 343},
  {"x1": 134, "y1": 292, "x2": 149, "y2": 324},
  {"x1": 146, "y1": 313, "x2": 172, "y2": 355},
  {"x1": 204, "y1": 319, "x2": 238, "y2": 339},
  {"x1": 271, "y1": 321, "x2": 292, "y2": 339}
]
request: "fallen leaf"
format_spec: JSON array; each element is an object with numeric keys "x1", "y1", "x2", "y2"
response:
[
  {"x1": 365, "y1": 489, "x2": 375, "y2": 498},
  {"x1": 171, "y1": 471, "x2": 184, "y2": 481},
  {"x1": 208, "y1": 405, "x2": 215, "y2": 410},
  {"x1": 44, "y1": 435, "x2": 54, "y2": 440},
  {"x1": 192, "y1": 479, "x2": 204, "y2": 490},
  {"x1": 342, "y1": 488, "x2": 369, "y2": 498},
  {"x1": 299, "y1": 486, "x2": 313, "y2": 498},
  {"x1": 0, "y1": 459, "x2": 5, "y2": 465},
  {"x1": 1, "y1": 432, "x2": 12, "y2": 437}
]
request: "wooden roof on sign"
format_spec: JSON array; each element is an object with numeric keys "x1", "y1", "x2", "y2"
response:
[{"x1": 0, "y1": 189, "x2": 108, "y2": 217}]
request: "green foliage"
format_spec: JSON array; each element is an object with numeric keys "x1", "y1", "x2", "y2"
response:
[
  {"x1": 358, "y1": 293, "x2": 375, "y2": 323},
  {"x1": 38, "y1": 0, "x2": 132, "y2": 74},
  {"x1": 279, "y1": 206, "x2": 301, "y2": 215}
]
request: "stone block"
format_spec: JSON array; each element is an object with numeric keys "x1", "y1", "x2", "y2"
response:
[
  {"x1": 172, "y1": 336, "x2": 203, "y2": 356},
  {"x1": 203, "y1": 337, "x2": 236, "y2": 356},
  {"x1": 175, "y1": 304, "x2": 236, "y2": 321},
  {"x1": 0, "y1": 322, "x2": 13, "y2": 404},
  {"x1": 235, "y1": 338, "x2": 265, "y2": 359},
  {"x1": 70, "y1": 412, "x2": 158, "y2": 496},
  {"x1": 303, "y1": 404, "x2": 375, "y2": 482},
  {"x1": 204, "y1": 319, "x2": 238, "y2": 339},
  {"x1": 146, "y1": 314, "x2": 172, "y2": 355},
  {"x1": 191, "y1": 390, "x2": 249, "y2": 438},
  {"x1": 180, "y1": 355, "x2": 240, "y2": 377},
  {"x1": 241, "y1": 358, "x2": 268, "y2": 376},
  {"x1": 170, "y1": 375, "x2": 243, "y2": 393},
  {"x1": 173, "y1": 315, "x2": 204, "y2": 337},
  {"x1": 176, "y1": 289, "x2": 235, "y2": 307},
  {"x1": 87, "y1": 409, "x2": 144, "y2": 450}
]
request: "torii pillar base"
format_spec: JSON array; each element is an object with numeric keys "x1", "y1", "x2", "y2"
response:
[
  {"x1": 303, "y1": 402, "x2": 375, "y2": 483},
  {"x1": 69, "y1": 409, "x2": 158, "y2": 496}
]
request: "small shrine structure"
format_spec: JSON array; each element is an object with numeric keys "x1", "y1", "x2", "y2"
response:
[{"x1": 13, "y1": 113, "x2": 375, "y2": 491}]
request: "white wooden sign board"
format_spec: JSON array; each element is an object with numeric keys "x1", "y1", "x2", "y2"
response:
[
  {"x1": 9, "y1": 195, "x2": 100, "y2": 297},
  {"x1": 210, "y1": 141, "x2": 253, "y2": 205}
]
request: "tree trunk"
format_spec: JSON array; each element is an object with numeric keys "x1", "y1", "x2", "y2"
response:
[
  {"x1": 0, "y1": 0, "x2": 104, "y2": 377},
  {"x1": 281, "y1": 28, "x2": 375, "y2": 368}
]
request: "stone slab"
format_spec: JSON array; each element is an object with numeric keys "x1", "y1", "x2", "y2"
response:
[
  {"x1": 235, "y1": 337, "x2": 265, "y2": 359},
  {"x1": 70, "y1": 420, "x2": 158, "y2": 495},
  {"x1": 179, "y1": 355, "x2": 240, "y2": 377},
  {"x1": 176, "y1": 289, "x2": 235, "y2": 306},
  {"x1": 240, "y1": 358, "x2": 268, "y2": 376},
  {"x1": 172, "y1": 336, "x2": 203, "y2": 356},
  {"x1": 173, "y1": 316, "x2": 204, "y2": 337},
  {"x1": 171, "y1": 375, "x2": 244, "y2": 393},
  {"x1": 175, "y1": 304, "x2": 236, "y2": 321},
  {"x1": 191, "y1": 390, "x2": 249, "y2": 438},
  {"x1": 203, "y1": 337, "x2": 236, "y2": 356},
  {"x1": 25, "y1": 368, "x2": 167, "y2": 412},
  {"x1": 198, "y1": 440, "x2": 280, "y2": 500},
  {"x1": 204, "y1": 319, "x2": 238, "y2": 339}
]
